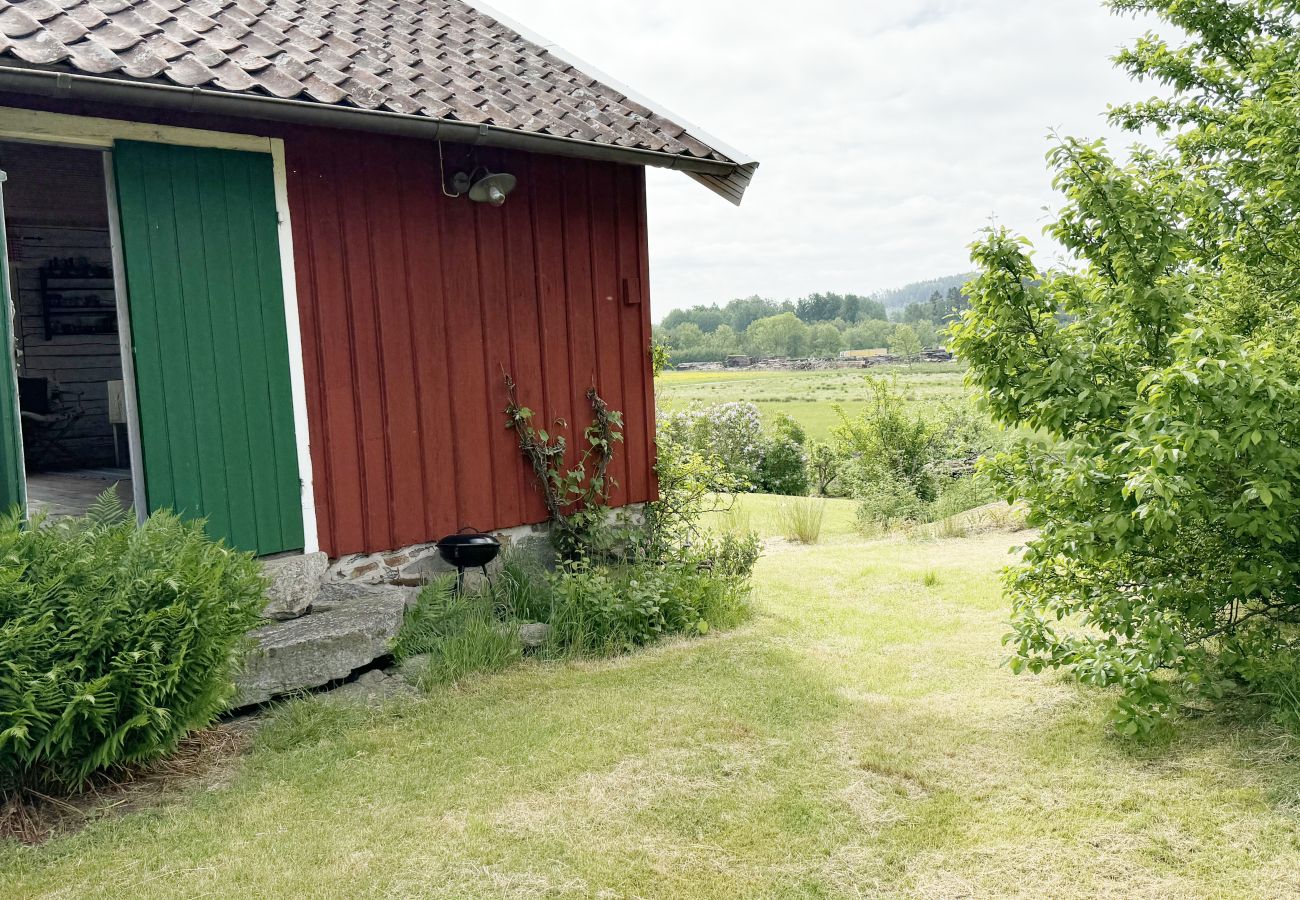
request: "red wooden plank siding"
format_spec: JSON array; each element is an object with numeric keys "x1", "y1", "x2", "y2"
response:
[
  {"x1": 285, "y1": 128, "x2": 657, "y2": 556},
  {"x1": 589, "y1": 162, "x2": 630, "y2": 503}
]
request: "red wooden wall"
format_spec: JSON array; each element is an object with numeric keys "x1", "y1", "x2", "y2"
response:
[{"x1": 284, "y1": 128, "x2": 657, "y2": 557}]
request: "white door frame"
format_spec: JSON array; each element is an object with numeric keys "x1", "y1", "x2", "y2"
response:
[
  {"x1": 101, "y1": 152, "x2": 147, "y2": 522},
  {"x1": 0, "y1": 107, "x2": 319, "y2": 553}
]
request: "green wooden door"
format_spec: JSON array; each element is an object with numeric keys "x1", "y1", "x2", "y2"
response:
[
  {"x1": 113, "y1": 141, "x2": 303, "y2": 554},
  {"x1": 0, "y1": 170, "x2": 25, "y2": 515}
]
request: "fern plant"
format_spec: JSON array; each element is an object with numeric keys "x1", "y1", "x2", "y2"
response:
[{"x1": 0, "y1": 494, "x2": 265, "y2": 790}]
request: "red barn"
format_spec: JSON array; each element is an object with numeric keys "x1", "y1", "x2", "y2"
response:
[{"x1": 0, "y1": 0, "x2": 756, "y2": 566}]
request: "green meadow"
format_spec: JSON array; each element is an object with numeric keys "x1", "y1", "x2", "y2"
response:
[{"x1": 655, "y1": 364, "x2": 969, "y2": 441}]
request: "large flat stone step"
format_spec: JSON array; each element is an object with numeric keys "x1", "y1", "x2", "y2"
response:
[{"x1": 233, "y1": 583, "x2": 419, "y2": 708}]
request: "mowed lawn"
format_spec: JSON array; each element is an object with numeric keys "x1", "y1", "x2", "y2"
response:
[
  {"x1": 655, "y1": 365, "x2": 968, "y2": 441},
  {"x1": 5, "y1": 498, "x2": 1300, "y2": 897}
]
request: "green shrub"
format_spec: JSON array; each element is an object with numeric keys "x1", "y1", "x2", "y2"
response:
[
  {"x1": 807, "y1": 441, "x2": 841, "y2": 496},
  {"x1": 642, "y1": 421, "x2": 747, "y2": 560},
  {"x1": 710, "y1": 529, "x2": 761, "y2": 582},
  {"x1": 756, "y1": 437, "x2": 809, "y2": 496},
  {"x1": 771, "y1": 413, "x2": 807, "y2": 446},
  {"x1": 0, "y1": 498, "x2": 265, "y2": 790},
  {"x1": 777, "y1": 496, "x2": 826, "y2": 544},
  {"x1": 547, "y1": 534, "x2": 757, "y2": 655},
  {"x1": 832, "y1": 376, "x2": 996, "y2": 508},
  {"x1": 833, "y1": 376, "x2": 949, "y2": 502},
  {"x1": 949, "y1": 0, "x2": 1300, "y2": 730},
  {"x1": 657, "y1": 402, "x2": 765, "y2": 488},
  {"x1": 693, "y1": 531, "x2": 759, "y2": 631},
  {"x1": 547, "y1": 561, "x2": 658, "y2": 654},
  {"x1": 855, "y1": 480, "x2": 927, "y2": 534}
]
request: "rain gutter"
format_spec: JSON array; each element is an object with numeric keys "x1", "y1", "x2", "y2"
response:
[{"x1": 0, "y1": 64, "x2": 743, "y2": 181}]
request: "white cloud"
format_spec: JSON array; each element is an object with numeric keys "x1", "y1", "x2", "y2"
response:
[{"x1": 481, "y1": 0, "x2": 1158, "y2": 319}]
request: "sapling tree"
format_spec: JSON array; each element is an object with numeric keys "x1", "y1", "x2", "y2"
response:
[{"x1": 952, "y1": 0, "x2": 1300, "y2": 732}]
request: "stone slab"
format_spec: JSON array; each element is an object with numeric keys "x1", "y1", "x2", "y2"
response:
[
  {"x1": 233, "y1": 584, "x2": 419, "y2": 708},
  {"x1": 260, "y1": 551, "x2": 329, "y2": 621}
]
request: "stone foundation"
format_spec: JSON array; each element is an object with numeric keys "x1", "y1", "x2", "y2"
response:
[
  {"x1": 322, "y1": 520, "x2": 555, "y2": 587},
  {"x1": 239, "y1": 509, "x2": 641, "y2": 708}
]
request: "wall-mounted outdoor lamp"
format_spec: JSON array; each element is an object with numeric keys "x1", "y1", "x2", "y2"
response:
[
  {"x1": 439, "y1": 141, "x2": 517, "y2": 206},
  {"x1": 449, "y1": 168, "x2": 517, "y2": 206}
]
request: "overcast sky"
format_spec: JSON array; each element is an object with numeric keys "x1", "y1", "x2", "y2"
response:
[{"x1": 484, "y1": 0, "x2": 1157, "y2": 321}]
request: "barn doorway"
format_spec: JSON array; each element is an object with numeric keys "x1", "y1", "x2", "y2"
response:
[{"x1": 0, "y1": 139, "x2": 139, "y2": 519}]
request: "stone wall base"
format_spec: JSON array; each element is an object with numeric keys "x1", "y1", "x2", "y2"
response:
[
  {"x1": 324, "y1": 520, "x2": 555, "y2": 587},
  {"x1": 321, "y1": 503, "x2": 647, "y2": 589}
]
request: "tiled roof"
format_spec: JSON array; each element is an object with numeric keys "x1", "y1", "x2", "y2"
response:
[{"x1": 0, "y1": 0, "x2": 744, "y2": 167}]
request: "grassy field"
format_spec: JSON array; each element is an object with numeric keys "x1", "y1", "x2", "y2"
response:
[
  {"x1": 6, "y1": 499, "x2": 1300, "y2": 897},
  {"x1": 656, "y1": 364, "x2": 969, "y2": 442}
]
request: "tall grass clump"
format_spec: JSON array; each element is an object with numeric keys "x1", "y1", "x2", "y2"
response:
[
  {"x1": 491, "y1": 549, "x2": 555, "y2": 623},
  {"x1": 392, "y1": 575, "x2": 522, "y2": 687},
  {"x1": 777, "y1": 496, "x2": 826, "y2": 544},
  {"x1": 0, "y1": 495, "x2": 266, "y2": 792}
]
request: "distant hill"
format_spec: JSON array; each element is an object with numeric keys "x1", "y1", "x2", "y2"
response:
[{"x1": 874, "y1": 273, "x2": 976, "y2": 312}]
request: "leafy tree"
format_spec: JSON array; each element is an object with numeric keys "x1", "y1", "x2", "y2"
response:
[
  {"x1": 659, "y1": 309, "x2": 690, "y2": 332},
  {"x1": 901, "y1": 287, "x2": 970, "y2": 326},
  {"x1": 662, "y1": 305, "x2": 725, "y2": 334},
  {"x1": 840, "y1": 294, "x2": 863, "y2": 324},
  {"x1": 746, "y1": 312, "x2": 810, "y2": 358},
  {"x1": 808, "y1": 322, "x2": 844, "y2": 357},
  {"x1": 844, "y1": 319, "x2": 894, "y2": 350},
  {"x1": 807, "y1": 441, "x2": 840, "y2": 496},
  {"x1": 913, "y1": 320, "x2": 939, "y2": 349},
  {"x1": 726, "y1": 296, "x2": 791, "y2": 333},
  {"x1": 844, "y1": 294, "x2": 889, "y2": 323},
  {"x1": 875, "y1": 274, "x2": 975, "y2": 316},
  {"x1": 889, "y1": 323, "x2": 922, "y2": 361},
  {"x1": 796, "y1": 293, "x2": 843, "y2": 323},
  {"x1": 770, "y1": 413, "x2": 804, "y2": 446},
  {"x1": 667, "y1": 322, "x2": 704, "y2": 350},
  {"x1": 901, "y1": 291, "x2": 942, "y2": 324},
  {"x1": 711, "y1": 324, "x2": 740, "y2": 354},
  {"x1": 952, "y1": 0, "x2": 1300, "y2": 732},
  {"x1": 832, "y1": 376, "x2": 948, "y2": 502},
  {"x1": 944, "y1": 286, "x2": 969, "y2": 320}
]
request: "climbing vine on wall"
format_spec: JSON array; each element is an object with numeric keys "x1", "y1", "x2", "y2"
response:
[{"x1": 503, "y1": 373, "x2": 624, "y2": 557}]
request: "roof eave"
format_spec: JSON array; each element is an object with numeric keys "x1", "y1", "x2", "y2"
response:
[
  {"x1": 0, "y1": 63, "x2": 756, "y2": 202},
  {"x1": 463, "y1": 0, "x2": 758, "y2": 205}
]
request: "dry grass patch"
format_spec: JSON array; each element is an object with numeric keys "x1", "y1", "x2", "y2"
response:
[{"x1": 0, "y1": 723, "x2": 253, "y2": 845}]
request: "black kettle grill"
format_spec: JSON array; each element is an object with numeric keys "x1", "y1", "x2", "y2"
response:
[{"x1": 435, "y1": 527, "x2": 501, "y2": 593}]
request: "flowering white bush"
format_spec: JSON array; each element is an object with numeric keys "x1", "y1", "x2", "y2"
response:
[{"x1": 658, "y1": 402, "x2": 766, "y2": 488}]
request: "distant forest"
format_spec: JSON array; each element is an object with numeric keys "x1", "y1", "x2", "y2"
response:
[{"x1": 654, "y1": 273, "x2": 975, "y2": 363}]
